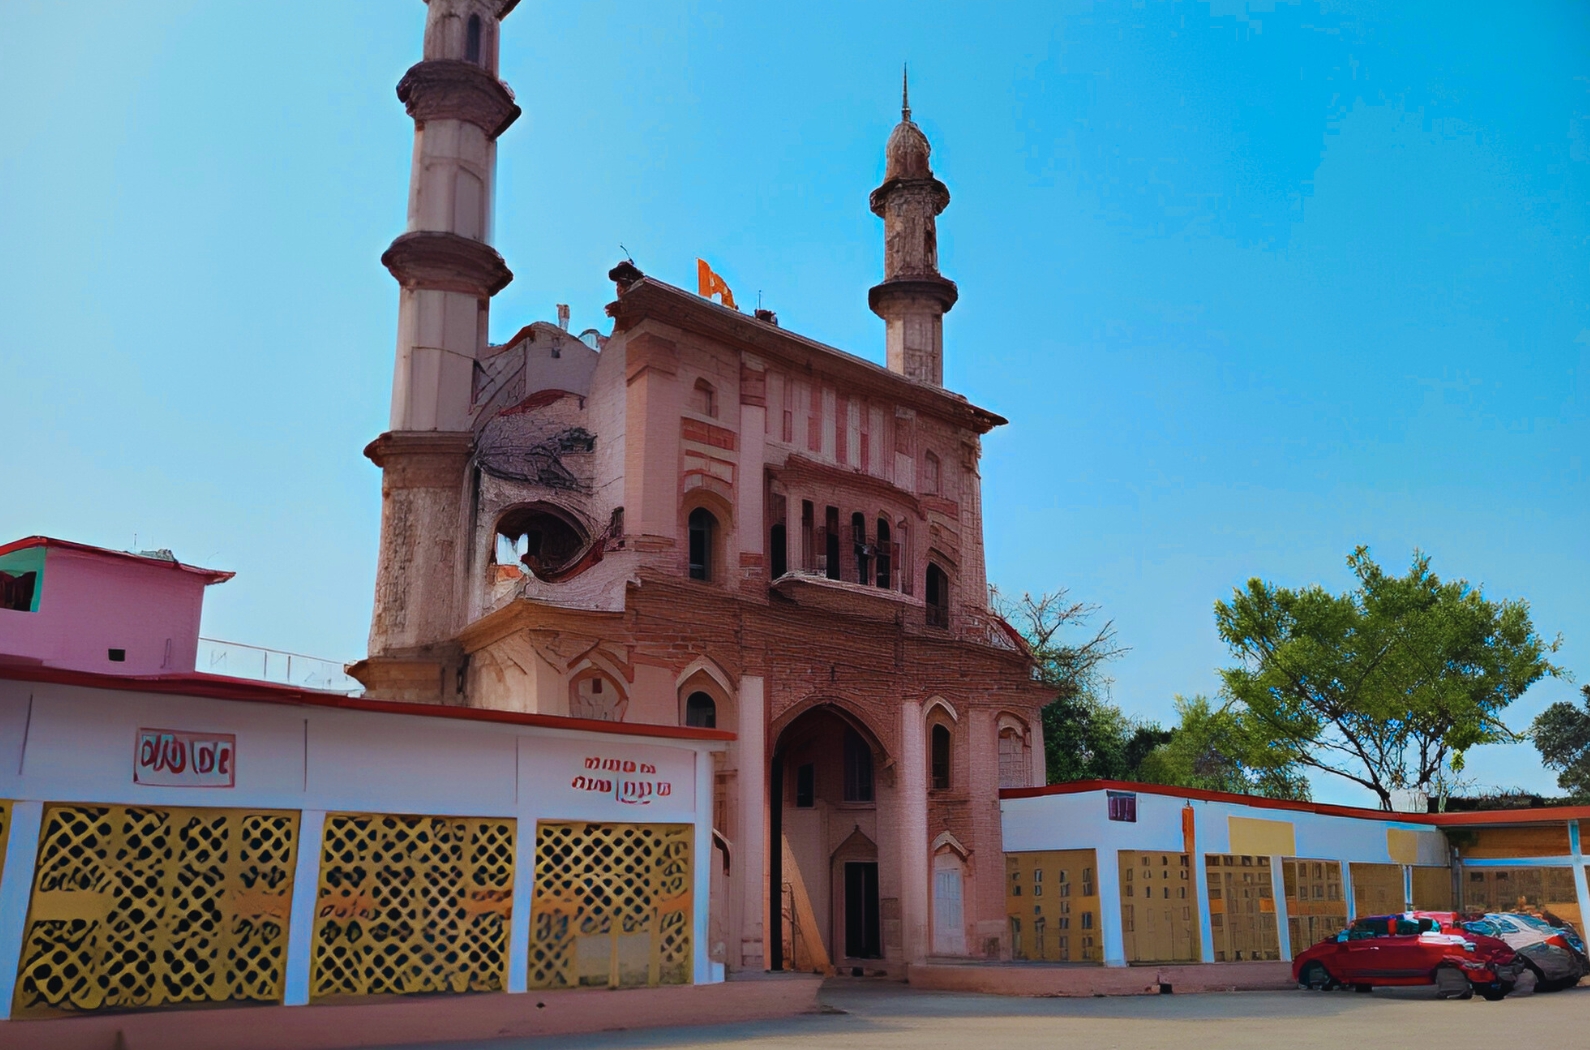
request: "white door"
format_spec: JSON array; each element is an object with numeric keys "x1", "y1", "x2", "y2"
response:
[{"x1": 933, "y1": 865, "x2": 967, "y2": 955}]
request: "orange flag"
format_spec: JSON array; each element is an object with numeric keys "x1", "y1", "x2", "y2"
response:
[{"x1": 697, "y1": 258, "x2": 737, "y2": 311}]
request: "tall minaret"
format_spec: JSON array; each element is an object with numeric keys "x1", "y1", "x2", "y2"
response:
[
  {"x1": 354, "y1": 0, "x2": 520, "y2": 703},
  {"x1": 869, "y1": 70, "x2": 957, "y2": 386}
]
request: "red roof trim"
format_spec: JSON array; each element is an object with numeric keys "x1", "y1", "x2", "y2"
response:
[
  {"x1": 999, "y1": 779, "x2": 1590, "y2": 827},
  {"x1": 0, "y1": 663, "x2": 736, "y2": 743},
  {"x1": 0, "y1": 536, "x2": 234, "y2": 584}
]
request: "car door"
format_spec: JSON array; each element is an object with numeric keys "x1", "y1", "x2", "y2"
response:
[
  {"x1": 1341, "y1": 918, "x2": 1390, "y2": 981},
  {"x1": 1373, "y1": 918, "x2": 1429, "y2": 982}
]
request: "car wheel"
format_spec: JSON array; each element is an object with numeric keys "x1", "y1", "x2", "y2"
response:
[
  {"x1": 1480, "y1": 982, "x2": 1507, "y2": 1001},
  {"x1": 1435, "y1": 965, "x2": 1473, "y2": 1000},
  {"x1": 1353, "y1": 983, "x2": 1373, "y2": 994},
  {"x1": 1299, "y1": 962, "x2": 1333, "y2": 991}
]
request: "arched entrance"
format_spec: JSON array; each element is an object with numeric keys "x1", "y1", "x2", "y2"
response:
[{"x1": 768, "y1": 703, "x2": 889, "y2": 972}]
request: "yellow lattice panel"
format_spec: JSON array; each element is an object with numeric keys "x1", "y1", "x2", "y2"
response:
[
  {"x1": 1005, "y1": 849, "x2": 1100, "y2": 963},
  {"x1": 12, "y1": 803, "x2": 298, "y2": 1018},
  {"x1": 309, "y1": 813, "x2": 515, "y2": 1001},
  {"x1": 529, "y1": 822, "x2": 693, "y2": 990}
]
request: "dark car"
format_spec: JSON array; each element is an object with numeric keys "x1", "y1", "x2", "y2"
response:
[
  {"x1": 1459, "y1": 912, "x2": 1587, "y2": 991},
  {"x1": 1292, "y1": 913, "x2": 1523, "y2": 1000}
]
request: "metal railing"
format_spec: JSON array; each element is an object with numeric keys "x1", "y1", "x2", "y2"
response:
[{"x1": 196, "y1": 638, "x2": 363, "y2": 695}]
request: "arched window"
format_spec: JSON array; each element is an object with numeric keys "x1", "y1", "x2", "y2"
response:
[
  {"x1": 688, "y1": 507, "x2": 717, "y2": 581},
  {"x1": 999, "y1": 725, "x2": 1031, "y2": 788},
  {"x1": 923, "y1": 451, "x2": 941, "y2": 495},
  {"x1": 926, "y1": 563, "x2": 949, "y2": 628},
  {"x1": 770, "y1": 522, "x2": 787, "y2": 578},
  {"x1": 875, "y1": 519, "x2": 892, "y2": 589},
  {"x1": 571, "y1": 673, "x2": 625, "y2": 722},
  {"x1": 684, "y1": 691, "x2": 717, "y2": 728},
  {"x1": 464, "y1": 14, "x2": 483, "y2": 64},
  {"x1": 691, "y1": 378, "x2": 717, "y2": 418},
  {"x1": 930, "y1": 722, "x2": 951, "y2": 790}
]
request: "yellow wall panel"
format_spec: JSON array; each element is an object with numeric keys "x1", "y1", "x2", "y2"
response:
[
  {"x1": 1005, "y1": 850, "x2": 1100, "y2": 963},
  {"x1": 1350, "y1": 862, "x2": 1405, "y2": 915},
  {"x1": 1410, "y1": 866, "x2": 1453, "y2": 910},
  {"x1": 1205, "y1": 854, "x2": 1280, "y2": 961},
  {"x1": 1227, "y1": 817, "x2": 1296, "y2": 858},
  {"x1": 1119, "y1": 851, "x2": 1197, "y2": 963},
  {"x1": 1282, "y1": 858, "x2": 1347, "y2": 952},
  {"x1": 1458, "y1": 825, "x2": 1571, "y2": 859},
  {"x1": 13, "y1": 803, "x2": 298, "y2": 1018}
]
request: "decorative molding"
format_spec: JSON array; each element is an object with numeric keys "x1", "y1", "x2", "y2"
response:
[
  {"x1": 382, "y1": 231, "x2": 513, "y2": 297},
  {"x1": 396, "y1": 60, "x2": 521, "y2": 140}
]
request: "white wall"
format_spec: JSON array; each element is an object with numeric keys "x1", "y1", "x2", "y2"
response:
[{"x1": 0, "y1": 678, "x2": 725, "y2": 1011}]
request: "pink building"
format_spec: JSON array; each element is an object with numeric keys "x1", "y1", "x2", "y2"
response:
[{"x1": 0, "y1": 536, "x2": 232, "y2": 677}]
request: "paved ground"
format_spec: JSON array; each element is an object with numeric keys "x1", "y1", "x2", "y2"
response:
[{"x1": 367, "y1": 979, "x2": 1590, "y2": 1050}]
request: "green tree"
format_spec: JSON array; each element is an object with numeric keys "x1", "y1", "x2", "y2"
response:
[
  {"x1": 994, "y1": 588, "x2": 1147, "y2": 783},
  {"x1": 1215, "y1": 547, "x2": 1563, "y2": 810},
  {"x1": 1135, "y1": 695, "x2": 1311, "y2": 800},
  {"x1": 1531, "y1": 685, "x2": 1590, "y2": 801}
]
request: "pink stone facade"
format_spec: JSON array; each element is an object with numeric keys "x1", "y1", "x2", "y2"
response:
[{"x1": 350, "y1": 2, "x2": 1050, "y2": 976}]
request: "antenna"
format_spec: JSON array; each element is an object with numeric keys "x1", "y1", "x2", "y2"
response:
[
  {"x1": 902, "y1": 63, "x2": 910, "y2": 122},
  {"x1": 619, "y1": 243, "x2": 634, "y2": 264}
]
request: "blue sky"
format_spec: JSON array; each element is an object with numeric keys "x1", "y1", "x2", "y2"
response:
[{"x1": 2, "y1": 1, "x2": 1585, "y2": 806}]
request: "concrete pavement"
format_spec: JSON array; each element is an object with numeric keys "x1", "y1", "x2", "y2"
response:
[{"x1": 357, "y1": 977, "x2": 1590, "y2": 1050}]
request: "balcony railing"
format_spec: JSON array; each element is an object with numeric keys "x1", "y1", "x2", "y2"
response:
[{"x1": 196, "y1": 638, "x2": 363, "y2": 695}]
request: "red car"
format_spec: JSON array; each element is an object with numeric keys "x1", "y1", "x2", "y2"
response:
[{"x1": 1292, "y1": 912, "x2": 1524, "y2": 1000}]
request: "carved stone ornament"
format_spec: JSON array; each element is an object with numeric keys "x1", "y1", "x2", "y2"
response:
[
  {"x1": 382, "y1": 231, "x2": 513, "y2": 297},
  {"x1": 396, "y1": 59, "x2": 521, "y2": 140}
]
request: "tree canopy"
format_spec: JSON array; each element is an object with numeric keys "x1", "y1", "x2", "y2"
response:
[
  {"x1": 1531, "y1": 685, "x2": 1590, "y2": 801},
  {"x1": 1134, "y1": 695, "x2": 1311, "y2": 800},
  {"x1": 1215, "y1": 547, "x2": 1562, "y2": 810}
]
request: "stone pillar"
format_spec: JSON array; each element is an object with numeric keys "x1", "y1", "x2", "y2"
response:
[
  {"x1": 282, "y1": 809, "x2": 327, "y2": 1006},
  {"x1": 899, "y1": 699, "x2": 930, "y2": 964},
  {"x1": 351, "y1": 0, "x2": 520, "y2": 702},
  {"x1": 737, "y1": 675, "x2": 768, "y2": 971},
  {"x1": 1097, "y1": 848, "x2": 1127, "y2": 967},
  {"x1": 1569, "y1": 821, "x2": 1589, "y2": 947},
  {"x1": 0, "y1": 800, "x2": 43, "y2": 1011}
]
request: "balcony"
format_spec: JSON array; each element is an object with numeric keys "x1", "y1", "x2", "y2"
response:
[{"x1": 196, "y1": 638, "x2": 364, "y2": 695}]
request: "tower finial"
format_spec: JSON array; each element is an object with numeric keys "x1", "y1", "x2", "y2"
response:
[{"x1": 902, "y1": 63, "x2": 911, "y2": 122}]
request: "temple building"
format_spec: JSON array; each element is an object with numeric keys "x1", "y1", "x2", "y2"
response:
[{"x1": 347, "y1": 0, "x2": 1051, "y2": 975}]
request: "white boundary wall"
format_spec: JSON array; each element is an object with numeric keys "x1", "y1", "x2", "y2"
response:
[
  {"x1": 1001, "y1": 787, "x2": 1589, "y2": 968},
  {"x1": 0, "y1": 679, "x2": 726, "y2": 1014}
]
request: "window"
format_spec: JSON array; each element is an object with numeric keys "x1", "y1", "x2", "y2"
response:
[
  {"x1": 495, "y1": 505, "x2": 587, "y2": 577},
  {"x1": 1, "y1": 571, "x2": 37, "y2": 612},
  {"x1": 875, "y1": 519, "x2": 891, "y2": 589},
  {"x1": 464, "y1": 13, "x2": 482, "y2": 64},
  {"x1": 998, "y1": 726, "x2": 1029, "y2": 788},
  {"x1": 769, "y1": 493, "x2": 788, "y2": 579},
  {"x1": 795, "y1": 763, "x2": 815, "y2": 807},
  {"x1": 925, "y1": 563, "x2": 949, "y2": 627},
  {"x1": 691, "y1": 378, "x2": 717, "y2": 418},
  {"x1": 842, "y1": 728, "x2": 874, "y2": 802},
  {"x1": 687, "y1": 507, "x2": 717, "y2": 581},
  {"x1": 684, "y1": 691, "x2": 716, "y2": 728},
  {"x1": 571, "y1": 674, "x2": 624, "y2": 721},
  {"x1": 930, "y1": 723, "x2": 951, "y2": 790},
  {"x1": 770, "y1": 522, "x2": 787, "y2": 578},
  {"x1": 1106, "y1": 791, "x2": 1137, "y2": 822},
  {"x1": 800, "y1": 501, "x2": 815, "y2": 571},
  {"x1": 923, "y1": 451, "x2": 941, "y2": 495},
  {"x1": 824, "y1": 506, "x2": 840, "y2": 580},
  {"x1": 852, "y1": 513, "x2": 870, "y2": 584}
]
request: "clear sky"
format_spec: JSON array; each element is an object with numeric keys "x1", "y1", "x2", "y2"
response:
[{"x1": 2, "y1": 1, "x2": 1585, "y2": 807}]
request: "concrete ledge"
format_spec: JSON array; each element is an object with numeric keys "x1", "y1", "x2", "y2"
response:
[
  {"x1": 908, "y1": 961, "x2": 1294, "y2": 997},
  {"x1": 0, "y1": 974, "x2": 824, "y2": 1050}
]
